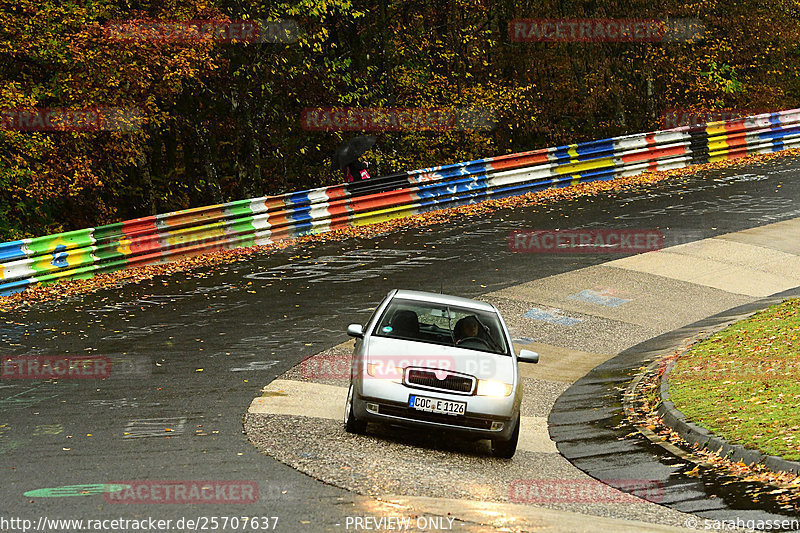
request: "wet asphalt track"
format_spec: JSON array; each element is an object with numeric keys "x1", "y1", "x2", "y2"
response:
[
  {"x1": 549, "y1": 287, "x2": 800, "y2": 526},
  {"x1": 2, "y1": 156, "x2": 800, "y2": 531}
]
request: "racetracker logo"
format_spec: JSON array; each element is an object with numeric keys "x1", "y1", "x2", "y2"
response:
[
  {"x1": 509, "y1": 18, "x2": 703, "y2": 43},
  {"x1": 103, "y1": 19, "x2": 299, "y2": 43},
  {"x1": 1, "y1": 355, "x2": 112, "y2": 380},
  {"x1": 300, "y1": 107, "x2": 496, "y2": 132},
  {"x1": 508, "y1": 229, "x2": 664, "y2": 254},
  {"x1": 672, "y1": 359, "x2": 800, "y2": 382},
  {"x1": 300, "y1": 354, "x2": 495, "y2": 380},
  {"x1": 660, "y1": 108, "x2": 774, "y2": 129},
  {"x1": 0, "y1": 108, "x2": 142, "y2": 132},
  {"x1": 104, "y1": 481, "x2": 258, "y2": 504},
  {"x1": 509, "y1": 479, "x2": 664, "y2": 503}
]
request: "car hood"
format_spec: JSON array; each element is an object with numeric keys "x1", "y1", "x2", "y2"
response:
[{"x1": 365, "y1": 336, "x2": 515, "y2": 382}]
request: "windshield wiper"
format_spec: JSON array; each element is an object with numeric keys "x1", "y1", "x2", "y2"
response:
[{"x1": 475, "y1": 318, "x2": 503, "y2": 353}]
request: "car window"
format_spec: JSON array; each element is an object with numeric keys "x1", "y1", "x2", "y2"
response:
[{"x1": 373, "y1": 298, "x2": 509, "y2": 355}]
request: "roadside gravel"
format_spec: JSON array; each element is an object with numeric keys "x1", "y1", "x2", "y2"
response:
[{"x1": 245, "y1": 412, "x2": 693, "y2": 528}]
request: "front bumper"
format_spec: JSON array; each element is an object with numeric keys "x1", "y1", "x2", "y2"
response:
[{"x1": 354, "y1": 393, "x2": 517, "y2": 440}]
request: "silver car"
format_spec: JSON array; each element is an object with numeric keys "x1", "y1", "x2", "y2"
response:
[{"x1": 344, "y1": 289, "x2": 539, "y2": 458}]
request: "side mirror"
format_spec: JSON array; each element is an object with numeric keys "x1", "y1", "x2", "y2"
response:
[
  {"x1": 518, "y1": 349, "x2": 539, "y2": 364},
  {"x1": 347, "y1": 324, "x2": 364, "y2": 338}
]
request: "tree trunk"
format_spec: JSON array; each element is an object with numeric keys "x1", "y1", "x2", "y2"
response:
[{"x1": 193, "y1": 124, "x2": 224, "y2": 204}]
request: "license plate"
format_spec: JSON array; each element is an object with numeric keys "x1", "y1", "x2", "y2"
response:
[{"x1": 408, "y1": 395, "x2": 466, "y2": 416}]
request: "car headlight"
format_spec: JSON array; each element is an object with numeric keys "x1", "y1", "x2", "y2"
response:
[
  {"x1": 367, "y1": 363, "x2": 403, "y2": 383},
  {"x1": 476, "y1": 379, "x2": 512, "y2": 397}
]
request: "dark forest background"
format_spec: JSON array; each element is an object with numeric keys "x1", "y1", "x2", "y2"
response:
[{"x1": 1, "y1": 0, "x2": 798, "y2": 239}]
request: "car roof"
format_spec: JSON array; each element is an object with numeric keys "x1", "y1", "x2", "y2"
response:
[{"x1": 391, "y1": 289, "x2": 498, "y2": 313}]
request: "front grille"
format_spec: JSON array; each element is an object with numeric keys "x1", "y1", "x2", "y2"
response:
[
  {"x1": 378, "y1": 404, "x2": 494, "y2": 430},
  {"x1": 405, "y1": 367, "x2": 475, "y2": 394}
]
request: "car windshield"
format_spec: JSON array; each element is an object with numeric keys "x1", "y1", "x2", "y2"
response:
[{"x1": 373, "y1": 298, "x2": 509, "y2": 355}]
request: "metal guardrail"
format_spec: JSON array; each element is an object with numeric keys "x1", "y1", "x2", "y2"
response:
[{"x1": 2, "y1": 109, "x2": 799, "y2": 296}]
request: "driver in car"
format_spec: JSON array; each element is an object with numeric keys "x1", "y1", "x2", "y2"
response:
[{"x1": 453, "y1": 315, "x2": 480, "y2": 345}]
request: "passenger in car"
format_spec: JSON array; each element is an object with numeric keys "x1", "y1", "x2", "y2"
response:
[{"x1": 391, "y1": 310, "x2": 420, "y2": 339}]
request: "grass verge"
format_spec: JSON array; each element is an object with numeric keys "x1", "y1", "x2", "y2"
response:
[{"x1": 669, "y1": 298, "x2": 800, "y2": 461}]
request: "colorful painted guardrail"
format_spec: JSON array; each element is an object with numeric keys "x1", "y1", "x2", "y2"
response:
[{"x1": 2, "y1": 108, "x2": 800, "y2": 296}]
